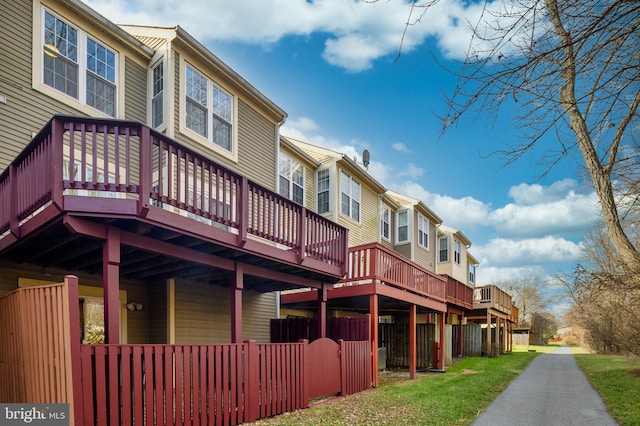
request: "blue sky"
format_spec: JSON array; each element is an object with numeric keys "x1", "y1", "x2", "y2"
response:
[{"x1": 85, "y1": 0, "x2": 601, "y2": 303}]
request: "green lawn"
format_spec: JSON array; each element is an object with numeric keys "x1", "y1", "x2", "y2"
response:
[
  {"x1": 574, "y1": 353, "x2": 640, "y2": 426},
  {"x1": 253, "y1": 347, "x2": 640, "y2": 425},
  {"x1": 253, "y1": 352, "x2": 539, "y2": 426}
]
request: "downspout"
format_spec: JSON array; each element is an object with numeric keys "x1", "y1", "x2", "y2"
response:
[{"x1": 275, "y1": 115, "x2": 286, "y2": 319}]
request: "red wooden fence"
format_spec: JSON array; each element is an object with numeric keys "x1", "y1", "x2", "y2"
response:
[
  {"x1": 76, "y1": 339, "x2": 372, "y2": 425},
  {"x1": 271, "y1": 315, "x2": 371, "y2": 343}
]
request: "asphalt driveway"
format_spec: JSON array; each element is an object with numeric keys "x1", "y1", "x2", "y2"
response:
[{"x1": 471, "y1": 346, "x2": 618, "y2": 426}]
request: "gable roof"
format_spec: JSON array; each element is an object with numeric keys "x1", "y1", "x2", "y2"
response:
[
  {"x1": 286, "y1": 137, "x2": 387, "y2": 194},
  {"x1": 437, "y1": 224, "x2": 472, "y2": 247},
  {"x1": 119, "y1": 24, "x2": 287, "y2": 123},
  {"x1": 386, "y1": 190, "x2": 443, "y2": 225}
]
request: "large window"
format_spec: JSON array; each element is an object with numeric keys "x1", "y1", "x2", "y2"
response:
[
  {"x1": 43, "y1": 9, "x2": 117, "y2": 116},
  {"x1": 151, "y1": 61, "x2": 164, "y2": 128},
  {"x1": 279, "y1": 153, "x2": 304, "y2": 205},
  {"x1": 340, "y1": 171, "x2": 360, "y2": 222},
  {"x1": 185, "y1": 64, "x2": 234, "y2": 152},
  {"x1": 381, "y1": 206, "x2": 390, "y2": 240},
  {"x1": 454, "y1": 239, "x2": 461, "y2": 264},
  {"x1": 397, "y1": 210, "x2": 408, "y2": 243},
  {"x1": 439, "y1": 236, "x2": 449, "y2": 262},
  {"x1": 317, "y1": 169, "x2": 330, "y2": 214},
  {"x1": 418, "y1": 215, "x2": 429, "y2": 249}
]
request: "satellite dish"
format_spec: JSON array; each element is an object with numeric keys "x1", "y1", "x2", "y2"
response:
[{"x1": 362, "y1": 149, "x2": 370, "y2": 169}]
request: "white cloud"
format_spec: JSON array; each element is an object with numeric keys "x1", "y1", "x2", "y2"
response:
[
  {"x1": 490, "y1": 184, "x2": 600, "y2": 238},
  {"x1": 392, "y1": 143, "x2": 411, "y2": 153},
  {"x1": 397, "y1": 163, "x2": 424, "y2": 179},
  {"x1": 474, "y1": 236, "x2": 584, "y2": 268},
  {"x1": 391, "y1": 181, "x2": 491, "y2": 229},
  {"x1": 85, "y1": 0, "x2": 532, "y2": 73}
]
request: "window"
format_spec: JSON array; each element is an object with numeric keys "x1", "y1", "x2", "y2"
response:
[
  {"x1": 185, "y1": 64, "x2": 233, "y2": 152},
  {"x1": 397, "y1": 210, "x2": 408, "y2": 243},
  {"x1": 340, "y1": 171, "x2": 360, "y2": 221},
  {"x1": 381, "y1": 206, "x2": 390, "y2": 240},
  {"x1": 43, "y1": 9, "x2": 117, "y2": 116},
  {"x1": 418, "y1": 215, "x2": 429, "y2": 249},
  {"x1": 151, "y1": 61, "x2": 164, "y2": 128},
  {"x1": 454, "y1": 239, "x2": 461, "y2": 264},
  {"x1": 469, "y1": 264, "x2": 476, "y2": 284},
  {"x1": 279, "y1": 153, "x2": 304, "y2": 205},
  {"x1": 317, "y1": 169, "x2": 330, "y2": 214},
  {"x1": 439, "y1": 236, "x2": 449, "y2": 262}
]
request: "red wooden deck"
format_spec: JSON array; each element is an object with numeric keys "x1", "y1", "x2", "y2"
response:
[{"x1": 0, "y1": 115, "x2": 347, "y2": 287}]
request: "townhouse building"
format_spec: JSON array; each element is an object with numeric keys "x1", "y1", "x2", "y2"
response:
[{"x1": 0, "y1": 1, "x2": 371, "y2": 423}]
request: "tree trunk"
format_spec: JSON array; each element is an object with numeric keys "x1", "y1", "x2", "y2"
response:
[{"x1": 546, "y1": 0, "x2": 640, "y2": 270}]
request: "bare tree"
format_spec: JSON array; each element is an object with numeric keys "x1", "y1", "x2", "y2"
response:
[
  {"x1": 439, "y1": 0, "x2": 640, "y2": 269},
  {"x1": 498, "y1": 275, "x2": 550, "y2": 324}
]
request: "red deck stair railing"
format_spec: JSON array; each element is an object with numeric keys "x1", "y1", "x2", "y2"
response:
[{"x1": 337, "y1": 243, "x2": 447, "y2": 302}]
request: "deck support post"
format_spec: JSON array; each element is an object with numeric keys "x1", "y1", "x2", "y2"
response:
[
  {"x1": 439, "y1": 312, "x2": 445, "y2": 370},
  {"x1": 231, "y1": 263, "x2": 243, "y2": 343},
  {"x1": 485, "y1": 311, "x2": 491, "y2": 356},
  {"x1": 458, "y1": 314, "x2": 464, "y2": 357},
  {"x1": 409, "y1": 304, "x2": 416, "y2": 379},
  {"x1": 103, "y1": 226, "x2": 121, "y2": 344},
  {"x1": 317, "y1": 283, "x2": 327, "y2": 339},
  {"x1": 369, "y1": 294, "x2": 379, "y2": 387}
]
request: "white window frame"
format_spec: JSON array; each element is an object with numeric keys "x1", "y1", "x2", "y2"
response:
[
  {"x1": 439, "y1": 236, "x2": 449, "y2": 262},
  {"x1": 151, "y1": 59, "x2": 165, "y2": 129},
  {"x1": 180, "y1": 59, "x2": 238, "y2": 162},
  {"x1": 340, "y1": 170, "x2": 360, "y2": 222},
  {"x1": 469, "y1": 264, "x2": 476, "y2": 284},
  {"x1": 37, "y1": 7, "x2": 119, "y2": 117},
  {"x1": 381, "y1": 205, "x2": 391, "y2": 241},
  {"x1": 279, "y1": 153, "x2": 305, "y2": 205},
  {"x1": 396, "y1": 210, "x2": 409, "y2": 244},
  {"x1": 417, "y1": 215, "x2": 430, "y2": 249},
  {"x1": 454, "y1": 239, "x2": 461, "y2": 265},
  {"x1": 317, "y1": 168, "x2": 330, "y2": 214}
]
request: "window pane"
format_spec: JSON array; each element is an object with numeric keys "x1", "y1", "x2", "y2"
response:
[
  {"x1": 86, "y1": 73, "x2": 115, "y2": 116},
  {"x1": 318, "y1": 191, "x2": 329, "y2": 213},
  {"x1": 87, "y1": 38, "x2": 115, "y2": 83},
  {"x1": 398, "y1": 226, "x2": 408, "y2": 242},
  {"x1": 186, "y1": 99, "x2": 207, "y2": 136},
  {"x1": 212, "y1": 116, "x2": 231, "y2": 150},
  {"x1": 44, "y1": 54, "x2": 78, "y2": 98},
  {"x1": 186, "y1": 66, "x2": 207, "y2": 106},
  {"x1": 352, "y1": 200, "x2": 360, "y2": 222},
  {"x1": 293, "y1": 184, "x2": 304, "y2": 205},
  {"x1": 279, "y1": 175, "x2": 290, "y2": 198},
  {"x1": 341, "y1": 193, "x2": 350, "y2": 216},
  {"x1": 213, "y1": 85, "x2": 232, "y2": 122}
]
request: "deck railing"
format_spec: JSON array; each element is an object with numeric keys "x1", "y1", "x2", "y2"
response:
[
  {"x1": 473, "y1": 285, "x2": 512, "y2": 314},
  {"x1": 337, "y1": 243, "x2": 446, "y2": 302},
  {"x1": 445, "y1": 278, "x2": 474, "y2": 310},
  {"x1": 0, "y1": 115, "x2": 347, "y2": 270}
]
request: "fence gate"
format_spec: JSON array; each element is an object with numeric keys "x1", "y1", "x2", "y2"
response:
[{"x1": 307, "y1": 338, "x2": 341, "y2": 399}]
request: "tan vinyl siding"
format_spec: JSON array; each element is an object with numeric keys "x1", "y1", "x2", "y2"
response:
[
  {"x1": 172, "y1": 52, "x2": 278, "y2": 189},
  {"x1": 236, "y1": 99, "x2": 277, "y2": 189},
  {"x1": 124, "y1": 57, "x2": 147, "y2": 122},
  {"x1": 394, "y1": 242, "x2": 412, "y2": 260},
  {"x1": 175, "y1": 280, "x2": 231, "y2": 343},
  {"x1": 412, "y1": 211, "x2": 437, "y2": 271},
  {"x1": 0, "y1": 0, "x2": 71, "y2": 171},
  {"x1": 338, "y1": 179, "x2": 380, "y2": 247},
  {"x1": 0, "y1": 0, "x2": 152, "y2": 172},
  {"x1": 242, "y1": 291, "x2": 276, "y2": 342},
  {"x1": 174, "y1": 280, "x2": 276, "y2": 344},
  {"x1": 148, "y1": 283, "x2": 168, "y2": 343}
]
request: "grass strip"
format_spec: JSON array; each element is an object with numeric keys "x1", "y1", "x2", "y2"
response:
[{"x1": 253, "y1": 352, "x2": 538, "y2": 425}]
